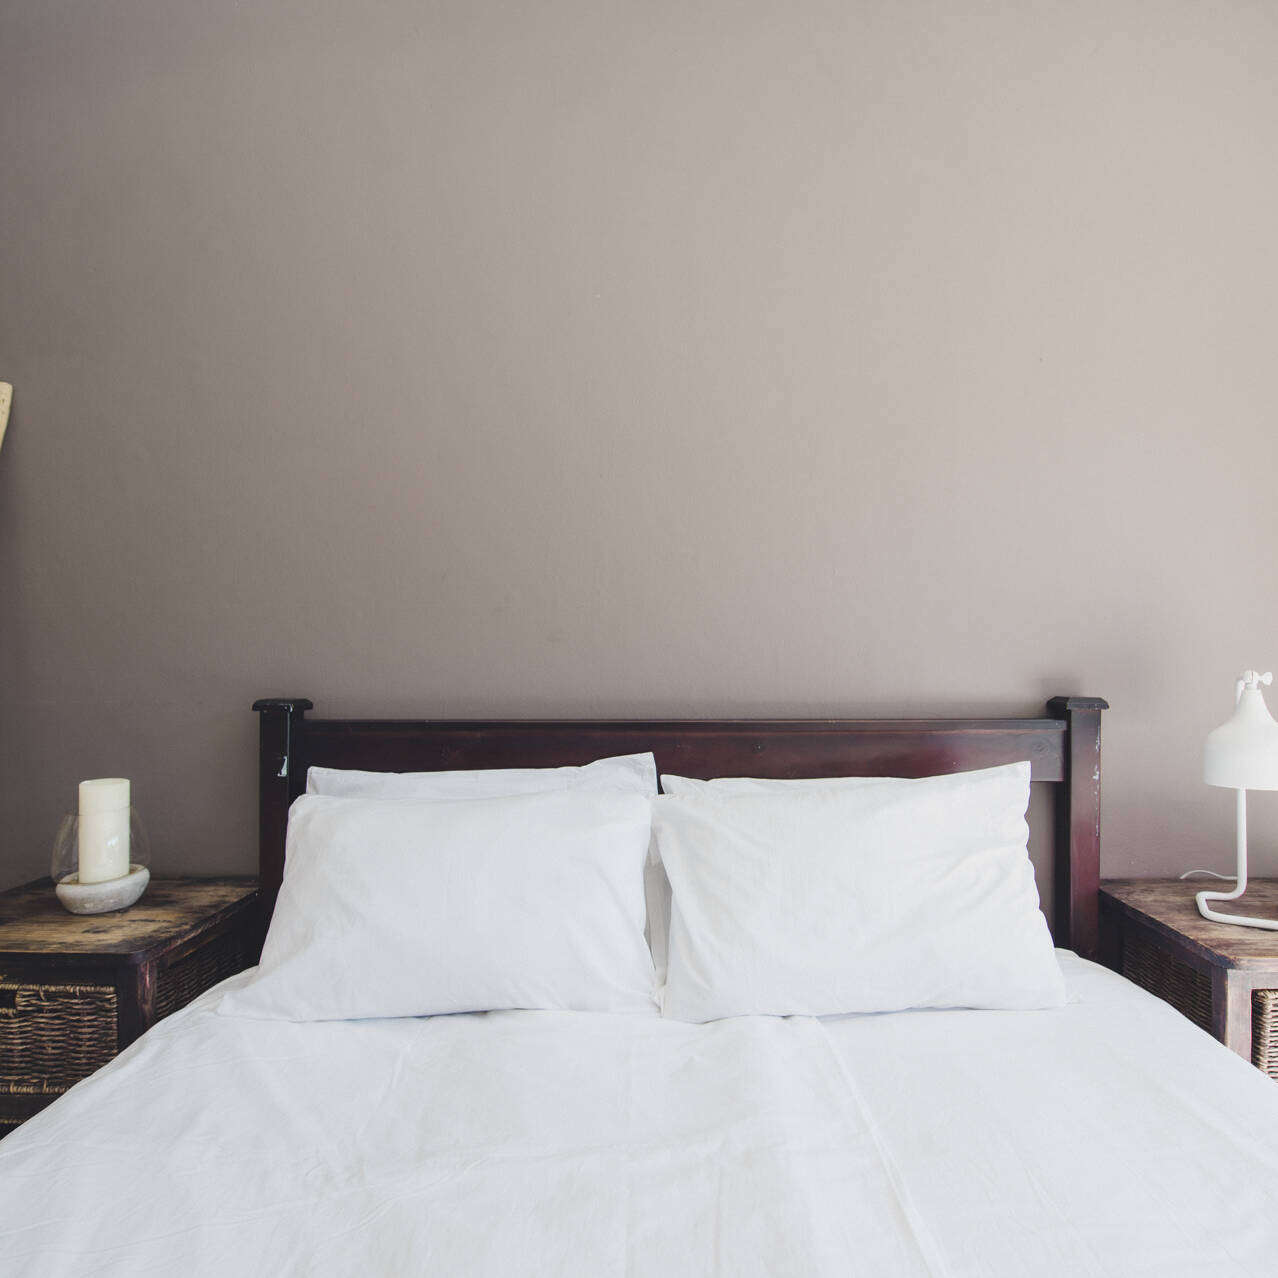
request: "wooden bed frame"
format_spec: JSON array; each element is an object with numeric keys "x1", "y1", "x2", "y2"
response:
[{"x1": 253, "y1": 696, "x2": 1109, "y2": 957}]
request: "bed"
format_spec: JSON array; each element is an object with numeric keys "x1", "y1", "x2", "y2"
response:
[{"x1": 5, "y1": 694, "x2": 1278, "y2": 1277}]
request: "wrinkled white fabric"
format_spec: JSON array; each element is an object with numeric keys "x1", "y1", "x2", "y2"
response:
[
  {"x1": 4, "y1": 954, "x2": 1278, "y2": 1276},
  {"x1": 656, "y1": 763, "x2": 1065, "y2": 1020},
  {"x1": 307, "y1": 753, "x2": 658, "y2": 799},
  {"x1": 221, "y1": 790, "x2": 657, "y2": 1021}
]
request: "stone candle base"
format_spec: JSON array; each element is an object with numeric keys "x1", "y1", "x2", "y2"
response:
[{"x1": 55, "y1": 865, "x2": 151, "y2": 915}]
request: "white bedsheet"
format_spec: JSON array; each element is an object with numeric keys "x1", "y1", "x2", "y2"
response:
[{"x1": 3, "y1": 954, "x2": 1277, "y2": 1276}]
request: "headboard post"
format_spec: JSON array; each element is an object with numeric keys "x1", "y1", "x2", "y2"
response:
[
  {"x1": 1047, "y1": 695, "x2": 1108, "y2": 958},
  {"x1": 251, "y1": 698, "x2": 313, "y2": 932}
]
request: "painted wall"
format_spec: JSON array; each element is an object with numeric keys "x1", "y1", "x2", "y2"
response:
[{"x1": 2, "y1": 2, "x2": 1276, "y2": 891}]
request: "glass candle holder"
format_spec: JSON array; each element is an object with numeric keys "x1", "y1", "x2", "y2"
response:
[{"x1": 51, "y1": 805, "x2": 152, "y2": 915}]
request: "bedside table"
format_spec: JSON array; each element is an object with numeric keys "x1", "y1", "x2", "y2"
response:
[
  {"x1": 1100, "y1": 878, "x2": 1278, "y2": 1078},
  {"x1": 0, "y1": 877, "x2": 260, "y2": 1135}
]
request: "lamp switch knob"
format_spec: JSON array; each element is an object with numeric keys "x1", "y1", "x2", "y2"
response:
[{"x1": 1238, "y1": 671, "x2": 1273, "y2": 697}]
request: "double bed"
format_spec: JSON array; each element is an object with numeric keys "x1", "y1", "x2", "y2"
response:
[{"x1": 4, "y1": 695, "x2": 1278, "y2": 1276}]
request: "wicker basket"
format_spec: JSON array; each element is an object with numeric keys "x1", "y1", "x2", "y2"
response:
[
  {"x1": 0, "y1": 877, "x2": 259, "y2": 1139},
  {"x1": 1252, "y1": 990, "x2": 1278, "y2": 1079},
  {"x1": 0, "y1": 981, "x2": 118, "y2": 1096},
  {"x1": 154, "y1": 932, "x2": 250, "y2": 1021},
  {"x1": 1122, "y1": 930, "x2": 1278, "y2": 1081},
  {"x1": 1121, "y1": 930, "x2": 1213, "y2": 1033}
]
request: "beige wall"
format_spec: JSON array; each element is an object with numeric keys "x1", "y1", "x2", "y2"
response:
[{"x1": 2, "y1": 2, "x2": 1277, "y2": 891}]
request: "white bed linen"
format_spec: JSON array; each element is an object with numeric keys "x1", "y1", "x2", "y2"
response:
[
  {"x1": 3, "y1": 954, "x2": 1278, "y2": 1276},
  {"x1": 654, "y1": 764, "x2": 1065, "y2": 1020},
  {"x1": 222, "y1": 790, "x2": 657, "y2": 1021}
]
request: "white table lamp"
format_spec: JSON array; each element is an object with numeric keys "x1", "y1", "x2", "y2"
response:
[{"x1": 1197, "y1": 670, "x2": 1278, "y2": 928}]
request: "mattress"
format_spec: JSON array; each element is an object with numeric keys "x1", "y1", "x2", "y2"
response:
[{"x1": 2, "y1": 953, "x2": 1277, "y2": 1276}]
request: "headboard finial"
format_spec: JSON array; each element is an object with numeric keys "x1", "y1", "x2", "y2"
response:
[
  {"x1": 251, "y1": 698, "x2": 314, "y2": 714},
  {"x1": 1047, "y1": 696, "x2": 1109, "y2": 713}
]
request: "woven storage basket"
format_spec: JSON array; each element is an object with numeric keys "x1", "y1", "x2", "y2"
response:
[
  {"x1": 0, "y1": 981, "x2": 118, "y2": 1095},
  {"x1": 154, "y1": 931, "x2": 250, "y2": 1022},
  {"x1": 1121, "y1": 929, "x2": 1213, "y2": 1033},
  {"x1": 1252, "y1": 990, "x2": 1278, "y2": 1080},
  {"x1": 1122, "y1": 930, "x2": 1278, "y2": 1080}
]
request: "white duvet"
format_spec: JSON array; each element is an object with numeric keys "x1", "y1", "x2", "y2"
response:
[{"x1": 3, "y1": 954, "x2": 1278, "y2": 1276}]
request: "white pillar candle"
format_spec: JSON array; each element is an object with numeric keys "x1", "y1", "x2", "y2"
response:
[{"x1": 78, "y1": 778, "x2": 131, "y2": 884}]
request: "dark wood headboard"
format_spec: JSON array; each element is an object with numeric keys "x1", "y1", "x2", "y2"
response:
[{"x1": 253, "y1": 696, "x2": 1108, "y2": 957}]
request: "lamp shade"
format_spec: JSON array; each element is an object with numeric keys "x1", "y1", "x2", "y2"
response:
[{"x1": 1204, "y1": 675, "x2": 1278, "y2": 791}]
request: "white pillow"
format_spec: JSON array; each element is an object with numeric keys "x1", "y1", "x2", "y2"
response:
[
  {"x1": 654, "y1": 762, "x2": 1065, "y2": 1022},
  {"x1": 220, "y1": 790, "x2": 657, "y2": 1021},
  {"x1": 307, "y1": 753, "x2": 657, "y2": 799},
  {"x1": 650, "y1": 772, "x2": 906, "y2": 980},
  {"x1": 306, "y1": 753, "x2": 664, "y2": 988}
]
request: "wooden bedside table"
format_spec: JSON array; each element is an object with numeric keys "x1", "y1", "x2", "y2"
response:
[
  {"x1": 0, "y1": 877, "x2": 260, "y2": 1135},
  {"x1": 1100, "y1": 878, "x2": 1278, "y2": 1078}
]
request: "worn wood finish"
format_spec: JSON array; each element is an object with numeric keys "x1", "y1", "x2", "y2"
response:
[
  {"x1": 255, "y1": 697, "x2": 1109, "y2": 956},
  {"x1": 1101, "y1": 878, "x2": 1278, "y2": 1063},
  {"x1": 1101, "y1": 879, "x2": 1278, "y2": 968},
  {"x1": 0, "y1": 878, "x2": 260, "y2": 960},
  {"x1": 1, "y1": 877, "x2": 261, "y2": 1135}
]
